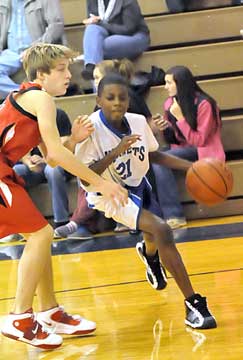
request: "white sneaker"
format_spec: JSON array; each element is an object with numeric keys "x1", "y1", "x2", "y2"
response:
[
  {"x1": 1, "y1": 310, "x2": 62, "y2": 349},
  {"x1": 0, "y1": 234, "x2": 23, "y2": 243},
  {"x1": 166, "y1": 218, "x2": 187, "y2": 230},
  {"x1": 36, "y1": 306, "x2": 96, "y2": 335}
]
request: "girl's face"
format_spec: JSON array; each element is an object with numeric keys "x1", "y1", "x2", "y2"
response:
[
  {"x1": 39, "y1": 58, "x2": 71, "y2": 96},
  {"x1": 93, "y1": 67, "x2": 103, "y2": 90},
  {"x1": 164, "y1": 74, "x2": 177, "y2": 97},
  {"x1": 97, "y1": 84, "x2": 129, "y2": 122}
]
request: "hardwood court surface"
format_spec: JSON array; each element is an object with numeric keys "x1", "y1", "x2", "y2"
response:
[{"x1": 0, "y1": 216, "x2": 243, "y2": 359}]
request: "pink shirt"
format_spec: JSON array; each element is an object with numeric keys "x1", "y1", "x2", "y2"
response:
[{"x1": 164, "y1": 97, "x2": 225, "y2": 161}]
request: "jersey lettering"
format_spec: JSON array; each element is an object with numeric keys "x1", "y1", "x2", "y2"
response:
[{"x1": 116, "y1": 159, "x2": 132, "y2": 180}]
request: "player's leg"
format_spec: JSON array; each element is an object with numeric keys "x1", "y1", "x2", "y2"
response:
[
  {"x1": 137, "y1": 209, "x2": 216, "y2": 329},
  {"x1": 1, "y1": 224, "x2": 62, "y2": 349},
  {"x1": 13, "y1": 224, "x2": 54, "y2": 313},
  {"x1": 36, "y1": 253, "x2": 96, "y2": 336},
  {"x1": 138, "y1": 210, "x2": 194, "y2": 298}
]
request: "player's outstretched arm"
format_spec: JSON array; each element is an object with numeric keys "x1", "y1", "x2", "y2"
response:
[
  {"x1": 149, "y1": 151, "x2": 192, "y2": 171},
  {"x1": 32, "y1": 91, "x2": 128, "y2": 206}
]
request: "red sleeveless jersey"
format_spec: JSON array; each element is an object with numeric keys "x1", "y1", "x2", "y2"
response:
[{"x1": 0, "y1": 83, "x2": 48, "y2": 237}]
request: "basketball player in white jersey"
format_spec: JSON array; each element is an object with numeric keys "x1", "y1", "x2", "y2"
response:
[{"x1": 75, "y1": 73, "x2": 217, "y2": 330}]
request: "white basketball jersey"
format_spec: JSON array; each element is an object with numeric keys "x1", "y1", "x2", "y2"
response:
[{"x1": 75, "y1": 110, "x2": 159, "y2": 192}]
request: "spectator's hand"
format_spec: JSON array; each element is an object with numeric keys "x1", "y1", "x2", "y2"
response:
[
  {"x1": 30, "y1": 154, "x2": 45, "y2": 165},
  {"x1": 169, "y1": 97, "x2": 184, "y2": 120},
  {"x1": 115, "y1": 135, "x2": 141, "y2": 156},
  {"x1": 29, "y1": 155, "x2": 45, "y2": 173},
  {"x1": 152, "y1": 113, "x2": 169, "y2": 131},
  {"x1": 83, "y1": 14, "x2": 101, "y2": 25},
  {"x1": 71, "y1": 115, "x2": 94, "y2": 144}
]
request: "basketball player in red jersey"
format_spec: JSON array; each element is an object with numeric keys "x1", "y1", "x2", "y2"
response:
[{"x1": 0, "y1": 43, "x2": 128, "y2": 349}]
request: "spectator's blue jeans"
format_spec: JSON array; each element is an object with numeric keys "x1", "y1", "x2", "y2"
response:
[
  {"x1": 83, "y1": 24, "x2": 150, "y2": 65},
  {"x1": 14, "y1": 163, "x2": 70, "y2": 223},
  {"x1": 0, "y1": 49, "x2": 21, "y2": 98},
  {"x1": 152, "y1": 147, "x2": 198, "y2": 219}
]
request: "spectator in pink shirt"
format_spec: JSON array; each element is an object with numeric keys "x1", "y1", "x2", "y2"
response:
[{"x1": 152, "y1": 65, "x2": 225, "y2": 229}]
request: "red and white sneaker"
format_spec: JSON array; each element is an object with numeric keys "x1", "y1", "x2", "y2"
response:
[
  {"x1": 36, "y1": 306, "x2": 96, "y2": 335},
  {"x1": 1, "y1": 309, "x2": 63, "y2": 349}
]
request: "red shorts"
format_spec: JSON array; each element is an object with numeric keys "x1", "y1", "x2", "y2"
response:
[{"x1": 0, "y1": 176, "x2": 48, "y2": 238}]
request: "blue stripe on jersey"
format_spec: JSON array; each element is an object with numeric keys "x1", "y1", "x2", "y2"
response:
[
  {"x1": 128, "y1": 192, "x2": 142, "y2": 230},
  {"x1": 99, "y1": 110, "x2": 131, "y2": 138}
]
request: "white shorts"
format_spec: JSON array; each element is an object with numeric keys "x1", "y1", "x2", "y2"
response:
[
  {"x1": 86, "y1": 177, "x2": 162, "y2": 230},
  {"x1": 87, "y1": 192, "x2": 142, "y2": 230}
]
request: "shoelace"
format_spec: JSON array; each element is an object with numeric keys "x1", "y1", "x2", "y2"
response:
[
  {"x1": 190, "y1": 298, "x2": 211, "y2": 316},
  {"x1": 58, "y1": 306, "x2": 81, "y2": 322},
  {"x1": 148, "y1": 254, "x2": 161, "y2": 274},
  {"x1": 55, "y1": 222, "x2": 78, "y2": 237},
  {"x1": 34, "y1": 320, "x2": 49, "y2": 337},
  {"x1": 65, "y1": 222, "x2": 78, "y2": 233}
]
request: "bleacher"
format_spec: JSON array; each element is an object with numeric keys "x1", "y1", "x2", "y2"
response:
[{"x1": 31, "y1": 1, "x2": 243, "y2": 220}]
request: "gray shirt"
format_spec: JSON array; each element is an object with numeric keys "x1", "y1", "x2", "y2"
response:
[{"x1": 0, "y1": 0, "x2": 66, "y2": 52}]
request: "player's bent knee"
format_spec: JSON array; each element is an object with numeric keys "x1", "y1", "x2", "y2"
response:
[{"x1": 158, "y1": 222, "x2": 174, "y2": 246}]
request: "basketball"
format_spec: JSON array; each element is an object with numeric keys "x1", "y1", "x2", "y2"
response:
[{"x1": 185, "y1": 158, "x2": 233, "y2": 206}]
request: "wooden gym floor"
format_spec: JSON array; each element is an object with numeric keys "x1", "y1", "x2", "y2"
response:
[{"x1": 0, "y1": 215, "x2": 243, "y2": 359}]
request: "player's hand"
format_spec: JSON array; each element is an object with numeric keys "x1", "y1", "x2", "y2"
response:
[
  {"x1": 71, "y1": 115, "x2": 94, "y2": 144},
  {"x1": 169, "y1": 97, "x2": 183, "y2": 120},
  {"x1": 152, "y1": 113, "x2": 169, "y2": 131},
  {"x1": 96, "y1": 179, "x2": 128, "y2": 208},
  {"x1": 115, "y1": 135, "x2": 141, "y2": 156}
]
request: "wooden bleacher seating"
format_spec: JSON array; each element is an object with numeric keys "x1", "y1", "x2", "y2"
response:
[
  {"x1": 65, "y1": 6, "x2": 243, "y2": 53},
  {"x1": 60, "y1": 0, "x2": 169, "y2": 26},
  {"x1": 134, "y1": 41, "x2": 243, "y2": 75},
  {"x1": 60, "y1": 0, "x2": 235, "y2": 26},
  {"x1": 13, "y1": 6, "x2": 243, "y2": 86}
]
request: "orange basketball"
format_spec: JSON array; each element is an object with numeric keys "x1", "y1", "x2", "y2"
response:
[{"x1": 185, "y1": 158, "x2": 233, "y2": 206}]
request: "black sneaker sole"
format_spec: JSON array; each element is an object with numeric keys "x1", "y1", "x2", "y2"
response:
[
  {"x1": 136, "y1": 242, "x2": 167, "y2": 290},
  {"x1": 146, "y1": 270, "x2": 167, "y2": 290},
  {"x1": 185, "y1": 316, "x2": 217, "y2": 329}
]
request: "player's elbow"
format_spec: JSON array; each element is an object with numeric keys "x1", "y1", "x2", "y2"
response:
[{"x1": 45, "y1": 153, "x2": 58, "y2": 167}]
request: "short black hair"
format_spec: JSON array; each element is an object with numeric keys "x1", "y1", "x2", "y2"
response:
[{"x1": 97, "y1": 73, "x2": 129, "y2": 96}]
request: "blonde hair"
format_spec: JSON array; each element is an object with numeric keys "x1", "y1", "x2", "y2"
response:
[
  {"x1": 23, "y1": 43, "x2": 78, "y2": 81},
  {"x1": 95, "y1": 58, "x2": 134, "y2": 82}
]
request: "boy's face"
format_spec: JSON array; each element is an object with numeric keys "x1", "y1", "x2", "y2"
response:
[
  {"x1": 97, "y1": 84, "x2": 129, "y2": 121},
  {"x1": 40, "y1": 58, "x2": 71, "y2": 96}
]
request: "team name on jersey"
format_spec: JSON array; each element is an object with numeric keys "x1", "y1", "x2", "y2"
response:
[{"x1": 105, "y1": 145, "x2": 145, "y2": 162}]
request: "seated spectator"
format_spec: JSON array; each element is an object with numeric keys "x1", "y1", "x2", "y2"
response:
[
  {"x1": 55, "y1": 58, "x2": 152, "y2": 238},
  {"x1": 0, "y1": 109, "x2": 73, "y2": 243},
  {"x1": 81, "y1": 0, "x2": 150, "y2": 80},
  {"x1": 0, "y1": 0, "x2": 65, "y2": 99},
  {"x1": 152, "y1": 65, "x2": 225, "y2": 229}
]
